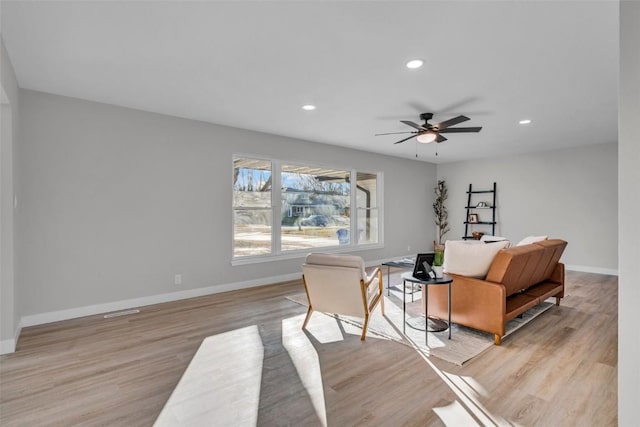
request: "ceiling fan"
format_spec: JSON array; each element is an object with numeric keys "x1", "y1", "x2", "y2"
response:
[{"x1": 376, "y1": 113, "x2": 482, "y2": 144}]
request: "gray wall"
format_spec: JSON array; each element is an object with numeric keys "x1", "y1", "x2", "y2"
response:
[
  {"x1": 619, "y1": 1, "x2": 640, "y2": 423},
  {"x1": 16, "y1": 89, "x2": 436, "y2": 317},
  {"x1": 437, "y1": 143, "x2": 618, "y2": 272},
  {"x1": 0, "y1": 36, "x2": 19, "y2": 352}
]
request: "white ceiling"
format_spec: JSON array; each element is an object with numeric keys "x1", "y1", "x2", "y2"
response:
[{"x1": 0, "y1": 1, "x2": 619, "y2": 163}]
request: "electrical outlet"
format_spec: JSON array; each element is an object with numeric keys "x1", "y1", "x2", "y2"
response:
[
  {"x1": 174, "y1": 274, "x2": 182, "y2": 286},
  {"x1": 407, "y1": 245, "x2": 411, "y2": 252}
]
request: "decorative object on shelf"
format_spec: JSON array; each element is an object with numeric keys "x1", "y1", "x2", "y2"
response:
[
  {"x1": 472, "y1": 231, "x2": 485, "y2": 240},
  {"x1": 433, "y1": 180, "x2": 450, "y2": 249},
  {"x1": 476, "y1": 201, "x2": 489, "y2": 208},
  {"x1": 468, "y1": 213, "x2": 479, "y2": 223}
]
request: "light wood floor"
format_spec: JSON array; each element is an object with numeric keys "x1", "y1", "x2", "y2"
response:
[{"x1": 0, "y1": 270, "x2": 617, "y2": 426}]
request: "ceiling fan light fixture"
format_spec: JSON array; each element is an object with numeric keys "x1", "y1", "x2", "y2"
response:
[
  {"x1": 406, "y1": 59, "x2": 424, "y2": 69},
  {"x1": 417, "y1": 132, "x2": 437, "y2": 143}
]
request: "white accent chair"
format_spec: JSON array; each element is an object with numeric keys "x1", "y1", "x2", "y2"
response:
[{"x1": 301, "y1": 253, "x2": 384, "y2": 340}]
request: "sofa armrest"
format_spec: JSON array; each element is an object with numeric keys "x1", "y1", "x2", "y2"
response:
[
  {"x1": 549, "y1": 262, "x2": 565, "y2": 298},
  {"x1": 425, "y1": 274, "x2": 507, "y2": 337},
  {"x1": 550, "y1": 262, "x2": 564, "y2": 284}
]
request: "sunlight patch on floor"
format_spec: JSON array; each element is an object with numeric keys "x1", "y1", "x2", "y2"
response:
[
  {"x1": 399, "y1": 334, "x2": 508, "y2": 426},
  {"x1": 154, "y1": 326, "x2": 263, "y2": 426},
  {"x1": 282, "y1": 315, "x2": 328, "y2": 427},
  {"x1": 433, "y1": 400, "x2": 483, "y2": 426},
  {"x1": 458, "y1": 375, "x2": 489, "y2": 398},
  {"x1": 302, "y1": 311, "x2": 381, "y2": 343}
]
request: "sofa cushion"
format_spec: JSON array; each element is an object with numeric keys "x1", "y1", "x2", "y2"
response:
[
  {"x1": 485, "y1": 239, "x2": 567, "y2": 296},
  {"x1": 486, "y1": 245, "x2": 544, "y2": 296},
  {"x1": 443, "y1": 240, "x2": 510, "y2": 278},
  {"x1": 516, "y1": 235, "x2": 548, "y2": 246},
  {"x1": 534, "y1": 239, "x2": 568, "y2": 279}
]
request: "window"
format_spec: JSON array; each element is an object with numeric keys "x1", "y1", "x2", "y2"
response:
[
  {"x1": 233, "y1": 156, "x2": 382, "y2": 261},
  {"x1": 233, "y1": 158, "x2": 272, "y2": 257},
  {"x1": 356, "y1": 171, "x2": 379, "y2": 245},
  {"x1": 281, "y1": 164, "x2": 351, "y2": 252}
]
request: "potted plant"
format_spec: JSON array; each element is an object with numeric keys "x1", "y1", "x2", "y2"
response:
[
  {"x1": 432, "y1": 180, "x2": 449, "y2": 278},
  {"x1": 432, "y1": 249, "x2": 444, "y2": 278}
]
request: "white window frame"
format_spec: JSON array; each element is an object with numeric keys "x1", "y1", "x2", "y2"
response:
[{"x1": 232, "y1": 155, "x2": 384, "y2": 266}]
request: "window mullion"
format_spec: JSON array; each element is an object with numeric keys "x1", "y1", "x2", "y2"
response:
[
  {"x1": 350, "y1": 169, "x2": 357, "y2": 246},
  {"x1": 272, "y1": 160, "x2": 282, "y2": 255}
]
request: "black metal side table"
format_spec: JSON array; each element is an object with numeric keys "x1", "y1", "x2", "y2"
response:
[
  {"x1": 401, "y1": 272, "x2": 453, "y2": 345},
  {"x1": 381, "y1": 259, "x2": 415, "y2": 296}
]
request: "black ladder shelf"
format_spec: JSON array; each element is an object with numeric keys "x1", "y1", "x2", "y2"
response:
[{"x1": 463, "y1": 182, "x2": 497, "y2": 240}]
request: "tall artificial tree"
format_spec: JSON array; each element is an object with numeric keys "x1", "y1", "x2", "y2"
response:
[{"x1": 433, "y1": 180, "x2": 450, "y2": 247}]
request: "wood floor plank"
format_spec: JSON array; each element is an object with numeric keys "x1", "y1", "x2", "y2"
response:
[{"x1": 0, "y1": 271, "x2": 617, "y2": 426}]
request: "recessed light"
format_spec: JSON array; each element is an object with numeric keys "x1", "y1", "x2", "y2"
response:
[
  {"x1": 302, "y1": 105, "x2": 316, "y2": 111},
  {"x1": 519, "y1": 119, "x2": 532, "y2": 124},
  {"x1": 406, "y1": 59, "x2": 424, "y2": 69}
]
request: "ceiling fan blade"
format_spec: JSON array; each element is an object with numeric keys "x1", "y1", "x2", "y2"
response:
[
  {"x1": 436, "y1": 115, "x2": 470, "y2": 130},
  {"x1": 439, "y1": 126, "x2": 482, "y2": 133},
  {"x1": 393, "y1": 134, "x2": 418, "y2": 145},
  {"x1": 375, "y1": 131, "x2": 417, "y2": 136},
  {"x1": 401, "y1": 120, "x2": 427, "y2": 131},
  {"x1": 436, "y1": 134, "x2": 448, "y2": 143}
]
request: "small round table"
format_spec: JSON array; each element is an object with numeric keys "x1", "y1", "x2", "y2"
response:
[{"x1": 401, "y1": 272, "x2": 453, "y2": 345}]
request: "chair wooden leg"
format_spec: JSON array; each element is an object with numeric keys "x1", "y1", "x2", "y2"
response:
[
  {"x1": 302, "y1": 307, "x2": 313, "y2": 330},
  {"x1": 555, "y1": 297, "x2": 561, "y2": 306},
  {"x1": 361, "y1": 313, "x2": 370, "y2": 341},
  {"x1": 494, "y1": 334, "x2": 502, "y2": 345}
]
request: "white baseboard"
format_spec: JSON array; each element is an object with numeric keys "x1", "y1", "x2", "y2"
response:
[
  {"x1": 15, "y1": 255, "x2": 409, "y2": 328},
  {"x1": 19, "y1": 272, "x2": 303, "y2": 329},
  {"x1": 14, "y1": 257, "x2": 398, "y2": 343},
  {"x1": 1, "y1": 323, "x2": 22, "y2": 355},
  {"x1": 566, "y1": 264, "x2": 619, "y2": 276},
  {"x1": 10, "y1": 257, "x2": 615, "y2": 353},
  {"x1": 0, "y1": 338, "x2": 16, "y2": 355}
]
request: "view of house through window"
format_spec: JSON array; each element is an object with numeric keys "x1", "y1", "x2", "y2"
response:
[
  {"x1": 281, "y1": 164, "x2": 351, "y2": 251},
  {"x1": 233, "y1": 158, "x2": 273, "y2": 257},
  {"x1": 233, "y1": 156, "x2": 381, "y2": 259}
]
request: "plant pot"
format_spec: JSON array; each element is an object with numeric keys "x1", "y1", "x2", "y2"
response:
[{"x1": 432, "y1": 266, "x2": 444, "y2": 279}]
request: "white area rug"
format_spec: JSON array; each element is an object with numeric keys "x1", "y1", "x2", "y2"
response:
[{"x1": 286, "y1": 293, "x2": 554, "y2": 366}]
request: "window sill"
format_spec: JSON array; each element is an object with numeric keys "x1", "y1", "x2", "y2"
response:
[{"x1": 231, "y1": 243, "x2": 384, "y2": 266}]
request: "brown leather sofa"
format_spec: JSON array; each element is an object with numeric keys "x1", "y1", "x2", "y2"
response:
[{"x1": 424, "y1": 239, "x2": 567, "y2": 345}]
